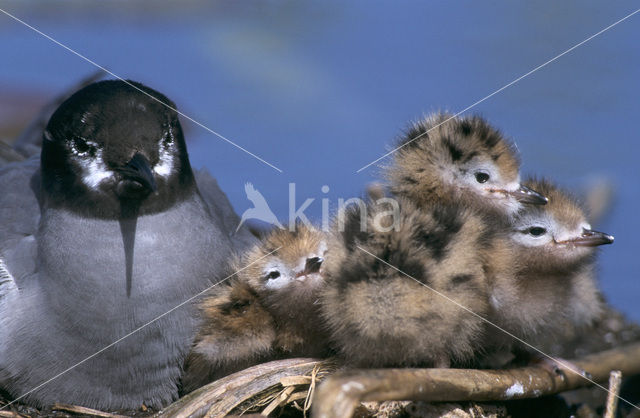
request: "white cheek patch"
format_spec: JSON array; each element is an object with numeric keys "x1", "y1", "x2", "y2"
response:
[
  {"x1": 154, "y1": 144, "x2": 174, "y2": 177},
  {"x1": 153, "y1": 132, "x2": 176, "y2": 177},
  {"x1": 80, "y1": 149, "x2": 113, "y2": 189}
]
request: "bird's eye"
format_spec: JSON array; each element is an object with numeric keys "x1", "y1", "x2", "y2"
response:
[
  {"x1": 474, "y1": 172, "x2": 490, "y2": 184},
  {"x1": 162, "y1": 130, "x2": 174, "y2": 147},
  {"x1": 70, "y1": 137, "x2": 97, "y2": 157},
  {"x1": 266, "y1": 270, "x2": 280, "y2": 280},
  {"x1": 527, "y1": 227, "x2": 547, "y2": 236},
  {"x1": 161, "y1": 122, "x2": 175, "y2": 147}
]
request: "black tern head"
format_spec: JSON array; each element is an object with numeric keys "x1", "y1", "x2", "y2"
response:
[{"x1": 41, "y1": 79, "x2": 194, "y2": 218}]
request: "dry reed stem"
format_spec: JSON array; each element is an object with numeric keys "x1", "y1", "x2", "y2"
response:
[
  {"x1": 52, "y1": 403, "x2": 128, "y2": 418},
  {"x1": 603, "y1": 370, "x2": 622, "y2": 418},
  {"x1": 313, "y1": 342, "x2": 640, "y2": 418}
]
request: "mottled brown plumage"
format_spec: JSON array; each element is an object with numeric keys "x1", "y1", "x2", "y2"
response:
[
  {"x1": 181, "y1": 280, "x2": 275, "y2": 392},
  {"x1": 320, "y1": 113, "x2": 538, "y2": 368},
  {"x1": 481, "y1": 179, "x2": 613, "y2": 364},
  {"x1": 386, "y1": 113, "x2": 546, "y2": 218},
  {"x1": 182, "y1": 225, "x2": 329, "y2": 392},
  {"x1": 321, "y1": 198, "x2": 493, "y2": 368}
]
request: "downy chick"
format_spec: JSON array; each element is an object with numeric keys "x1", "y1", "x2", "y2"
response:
[
  {"x1": 482, "y1": 178, "x2": 613, "y2": 363},
  {"x1": 386, "y1": 113, "x2": 547, "y2": 218},
  {"x1": 321, "y1": 198, "x2": 491, "y2": 368},
  {"x1": 183, "y1": 225, "x2": 329, "y2": 392}
]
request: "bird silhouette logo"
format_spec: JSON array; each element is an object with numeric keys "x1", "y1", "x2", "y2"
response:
[{"x1": 236, "y1": 182, "x2": 284, "y2": 232}]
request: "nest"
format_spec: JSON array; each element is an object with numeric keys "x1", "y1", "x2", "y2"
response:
[{"x1": 2, "y1": 306, "x2": 640, "y2": 417}]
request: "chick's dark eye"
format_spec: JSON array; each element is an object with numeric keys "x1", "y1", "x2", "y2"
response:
[
  {"x1": 266, "y1": 271, "x2": 280, "y2": 280},
  {"x1": 528, "y1": 227, "x2": 546, "y2": 236},
  {"x1": 475, "y1": 172, "x2": 490, "y2": 184}
]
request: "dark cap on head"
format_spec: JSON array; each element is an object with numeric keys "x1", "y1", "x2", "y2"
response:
[{"x1": 41, "y1": 80, "x2": 195, "y2": 218}]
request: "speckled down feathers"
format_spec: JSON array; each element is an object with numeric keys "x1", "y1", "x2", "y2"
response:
[
  {"x1": 321, "y1": 198, "x2": 492, "y2": 367},
  {"x1": 480, "y1": 179, "x2": 604, "y2": 363},
  {"x1": 386, "y1": 113, "x2": 521, "y2": 217},
  {"x1": 326, "y1": 114, "x2": 607, "y2": 370},
  {"x1": 183, "y1": 225, "x2": 330, "y2": 392},
  {"x1": 181, "y1": 280, "x2": 276, "y2": 392}
]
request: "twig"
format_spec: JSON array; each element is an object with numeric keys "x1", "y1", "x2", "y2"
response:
[
  {"x1": 157, "y1": 358, "x2": 335, "y2": 418},
  {"x1": 604, "y1": 370, "x2": 622, "y2": 418},
  {"x1": 287, "y1": 392, "x2": 311, "y2": 403},
  {"x1": 52, "y1": 403, "x2": 127, "y2": 418},
  {"x1": 313, "y1": 341, "x2": 640, "y2": 418},
  {"x1": 303, "y1": 363, "x2": 322, "y2": 416},
  {"x1": 261, "y1": 386, "x2": 296, "y2": 416},
  {"x1": 281, "y1": 376, "x2": 313, "y2": 386}
]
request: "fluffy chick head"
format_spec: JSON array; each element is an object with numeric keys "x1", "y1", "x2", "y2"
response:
[
  {"x1": 510, "y1": 178, "x2": 613, "y2": 274},
  {"x1": 386, "y1": 113, "x2": 546, "y2": 217},
  {"x1": 237, "y1": 225, "x2": 328, "y2": 301},
  {"x1": 486, "y1": 178, "x2": 613, "y2": 344}
]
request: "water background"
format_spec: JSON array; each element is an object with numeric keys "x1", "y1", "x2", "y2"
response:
[{"x1": 1, "y1": 1, "x2": 638, "y2": 320}]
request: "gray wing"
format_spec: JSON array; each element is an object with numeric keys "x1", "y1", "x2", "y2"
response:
[
  {"x1": 0, "y1": 157, "x2": 41, "y2": 292},
  {"x1": 194, "y1": 169, "x2": 258, "y2": 252}
]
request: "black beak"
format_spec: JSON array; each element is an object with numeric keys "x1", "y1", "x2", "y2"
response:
[
  {"x1": 507, "y1": 185, "x2": 548, "y2": 205},
  {"x1": 563, "y1": 228, "x2": 614, "y2": 247},
  {"x1": 118, "y1": 153, "x2": 157, "y2": 193},
  {"x1": 304, "y1": 256, "x2": 324, "y2": 275}
]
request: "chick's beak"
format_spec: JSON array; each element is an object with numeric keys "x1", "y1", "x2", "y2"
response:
[
  {"x1": 303, "y1": 256, "x2": 324, "y2": 275},
  {"x1": 507, "y1": 185, "x2": 548, "y2": 205},
  {"x1": 118, "y1": 152, "x2": 157, "y2": 193},
  {"x1": 562, "y1": 228, "x2": 615, "y2": 247}
]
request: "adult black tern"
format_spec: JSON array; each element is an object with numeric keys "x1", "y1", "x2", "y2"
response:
[{"x1": 0, "y1": 80, "x2": 255, "y2": 410}]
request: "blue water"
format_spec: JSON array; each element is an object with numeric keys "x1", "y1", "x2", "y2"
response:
[{"x1": 1, "y1": 1, "x2": 638, "y2": 320}]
